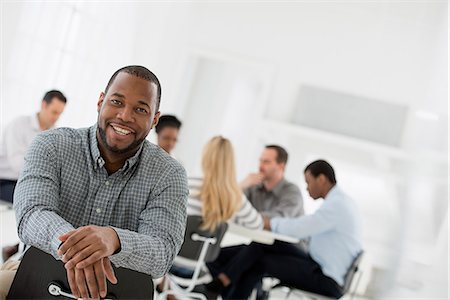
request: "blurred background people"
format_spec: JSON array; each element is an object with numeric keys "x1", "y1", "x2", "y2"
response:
[
  {"x1": 158, "y1": 136, "x2": 263, "y2": 295},
  {"x1": 240, "y1": 145, "x2": 304, "y2": 218},
  {"x1": 0, "y1": 90, "x2": 67, "y2": 204},
  {"x1": 0, "y1": 90, "x2": 67, "y2": 261},
  {"x1": 208, "y1": 159, "x2": 363, "y2": 299},
  {"x1": 155, "y1": 115, "x2": 182, "y2": 155}
]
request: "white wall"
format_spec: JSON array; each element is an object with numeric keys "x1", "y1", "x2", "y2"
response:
[{"x1": 1, "y1": 2, "x2": 448, "y2": 298}]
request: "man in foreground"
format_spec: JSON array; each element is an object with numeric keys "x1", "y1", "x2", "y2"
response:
[{"x1": 0, "y1": 65, "x2": 188, "y2": 300}]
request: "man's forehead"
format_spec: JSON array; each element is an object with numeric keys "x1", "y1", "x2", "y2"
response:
[
  {"x1": 261, "y1": 149, "x2": 277, "y2": 159},
  {"x1": 107, "y1": 74, "x2": 157, "y2": 104}
]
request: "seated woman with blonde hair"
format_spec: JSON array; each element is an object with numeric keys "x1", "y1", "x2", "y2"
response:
[
  {"x1": 157, "y1": 136, "x2": 262, "y2": 297},
  {"x1": 187, "y1": 135, "x2": 263, "y2": 231}
]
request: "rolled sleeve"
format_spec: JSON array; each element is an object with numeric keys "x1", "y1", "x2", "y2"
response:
[
  {"x1": 14, "y1": 133, "x2": 75, "y2": 259},
  {"x1": 109, "y1": 168, "x2": 188, "y2": 277}
]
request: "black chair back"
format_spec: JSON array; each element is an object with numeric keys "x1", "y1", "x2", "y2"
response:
[
  {"x1": 7, "y1": 246, "x2": 153, "y2": 299},
  {"x1": 177, "y1": 215, "x2": 228, "y2": 263}
]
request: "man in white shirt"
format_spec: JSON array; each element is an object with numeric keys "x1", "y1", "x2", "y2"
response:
[{"x1": 0, "y1": 90, "x2": 67, "y2": 203}]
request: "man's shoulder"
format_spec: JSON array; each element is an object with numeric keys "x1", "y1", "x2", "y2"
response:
[
  {"x1": 35, "y1": 127, "x2": 89, "y2": 147},
  {"x1": 38, "y1": 127, "x2": 87, "y2": 139},
  {"x1": 140, "y1": 141, "x2": 186, "y2": 174},
  {"x1": 279, "y1": 178, "x2": 301, "y2": 192},
  {"x1": 6, "y1": 115, "x2": 33, "y2": 128}
]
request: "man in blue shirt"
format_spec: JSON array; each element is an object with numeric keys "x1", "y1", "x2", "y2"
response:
[{"x1": 205, "y1": 159, "x2": 362, "y2": 299}]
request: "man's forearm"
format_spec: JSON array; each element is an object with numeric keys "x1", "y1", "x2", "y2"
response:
[{"x1": 110, "y1": 227, "x2": 179, "y2": 278}]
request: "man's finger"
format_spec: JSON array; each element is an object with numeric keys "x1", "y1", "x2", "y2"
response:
[
  {"x1": 75, "y1": 250, "x2": 103, "y2": 269},
  {"x1": 58, "y1": 229, "x2": 77, "y2": 242},
  {"x1": 65, "y1": 245, "x2": 97, "y2": 268},
  {"x1": 103, "y1": 258, "x2": 117, "y2": 284},
  {"x1": 63, "y1": 237, "x2": 94, "y2": 262},
  {"x1": 84, "y1": 265, "x2": 100, "y2": 300},
  {"x1": 59, "y1": 229, "x2": 88, "y2": 255},
  {"x1": 94, "y1": 260, "x2": 107, "y2": 298},
  {"x1": 75, "y1": 267, "x2": 89, "y2": 300},
  {"x1": 67, "y1": 267, "x2": 80, "y2": 299}
]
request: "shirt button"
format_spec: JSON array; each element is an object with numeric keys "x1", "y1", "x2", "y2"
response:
[
  {"x1": 105, "y1": 181, "x2": 109, "y2": 186},
  {"x1": 96, "y1": 208, "x2": 101, "y2": 214}
]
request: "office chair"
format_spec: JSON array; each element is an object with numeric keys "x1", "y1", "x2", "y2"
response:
[
  {"x1": 158, "y1": 215, "x2": 228, "y2": 300},
  {"x1": 7, "y1": 246, "x2": 154, "y2": 299},
  {"x1": 270, "y1": 251, "x2": 364, "y2": 300}
]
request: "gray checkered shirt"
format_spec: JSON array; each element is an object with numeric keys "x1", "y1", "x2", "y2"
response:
[{"x1": 14, "y1": 125, "x2": 188, "y2": 278}]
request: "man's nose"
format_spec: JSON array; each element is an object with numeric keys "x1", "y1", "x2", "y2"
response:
[{"x1": 118, "y1": 107, "x2": 134, "y2": 122}]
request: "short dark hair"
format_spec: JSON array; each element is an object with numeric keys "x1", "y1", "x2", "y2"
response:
[
  {"x1": 155, "y1": 115, "x2": 182, "y2": 133},
  {"x1": 265, "y1": 145, "x2": 288, "y2": 164},
  {"x1": 43, "y1": 90, "x2": 67, "y2": 104},
  {"x1": 304, "y1": 159, "x2": 337, "y2": 184},
  {"x1": 104, "y1": 65, "x2": 162, "y2": 111}
]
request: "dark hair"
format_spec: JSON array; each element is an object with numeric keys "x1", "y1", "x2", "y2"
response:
[
  {"x1": 104, "y1": 65, "x2": 162, "y2": 111},
  {"x1": 304, "y1": 159, "x2": 337, "y2": 184},
  {"x1": 43, "y1": 90, "x2": 67, "y2": 104},
  {"x1": 265, "y1": 145, "x2": 288, "y2": 164},
  {"x1": 155, "y1": 115, "x2": 182, "y2": 133}
]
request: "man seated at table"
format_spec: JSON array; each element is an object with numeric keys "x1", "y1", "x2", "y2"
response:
[
  {"x1": 203, "y1": 145, "x2": 304, "y2": 299},
  {"x1": 205, "y1": 160, "x2": 363, "y2": 299},
  {"x1": 0, "y1": 65, "x2": 188, "y2": 300},
  {"x1": 240, "y1": 145, "x2": 304, "y2": 218}
]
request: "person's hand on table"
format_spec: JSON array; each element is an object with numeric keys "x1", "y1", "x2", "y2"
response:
[{"x1": 263, "y1": 216, "x2": 271, "y2": 230}]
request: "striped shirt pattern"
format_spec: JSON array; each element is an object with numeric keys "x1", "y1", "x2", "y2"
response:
[
  {"x1": 14, "y1": 125, "x2": 188, "y2": 278},
  {"x1": 187, "y1": 177, "x2": 263, "y2": 230}
]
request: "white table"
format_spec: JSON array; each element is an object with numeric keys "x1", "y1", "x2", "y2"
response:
[{"x1": 221, "y1": 222, "x2": 299, "y2": 247}]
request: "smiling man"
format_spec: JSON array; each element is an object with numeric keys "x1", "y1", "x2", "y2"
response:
[{"x1": 1, "y1": 66, "x2": 188, "y2": 300}]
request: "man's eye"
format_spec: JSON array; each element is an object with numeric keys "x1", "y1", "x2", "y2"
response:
[
  {"x1": 136, "y1": 108, "x2": 148, "y2": 114},
  {"x1": 111, "y1": 99, "x2": 121, "y2": 105}
]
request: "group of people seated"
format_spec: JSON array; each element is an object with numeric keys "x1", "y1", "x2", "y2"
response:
[{"x1": 0, "y1": 65, "x2": 362, "y2": 300}]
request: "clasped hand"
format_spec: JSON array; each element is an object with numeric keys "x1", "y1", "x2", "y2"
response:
[{"x1": 58, "y1": 225, "x2": 120, "y2": 299}]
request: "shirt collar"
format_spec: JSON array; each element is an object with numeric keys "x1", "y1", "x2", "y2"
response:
[
  {"x1": 89, "y1": 125, "x2": 144, "y2": 172},
  {"x1": 257, "y1": 177, "x2": 287, "y2": 196},
  {"x1": 31, "y1": 113, "x2": 41, "y2": 131},
  {"x1": 324, "y1": 184, "x2": 339, "y2": 200},
  {"x1": 271, "y1": 178, "x2": 287, "y2": 197}
]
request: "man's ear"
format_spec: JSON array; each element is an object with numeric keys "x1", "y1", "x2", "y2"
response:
[
  {"x1": 318, "y1": 174, "x2": 327, "y2": 185},
  {"x1": 152, "y1": 111, "x2": 161, "y2": 128},
  {"x1": 41, "y1": 100, "x2": 47, "y2": 110},
  {"x1": 97, "y1": 92, "x2": 105, "y2": 112}
]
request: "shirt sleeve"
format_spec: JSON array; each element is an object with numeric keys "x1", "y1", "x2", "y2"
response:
[
  {"x1": 265, "y1": 183, "x2": 304, "y2": 218},
  {"x1": 109, "y1": 167, "x2": 188, "y2": 278},
  {"x1": 232, "y1": 195, "x2": 264, "y2": 230},
  {"x1": 270, "y1": 200, "x2": 336, "y2": 239},
  {"x1": 4, "y1": 119, "x2": 30, "y2": 176},
  {"x1": 14, "y1": 133, "x2": 75, "y2": 259}
]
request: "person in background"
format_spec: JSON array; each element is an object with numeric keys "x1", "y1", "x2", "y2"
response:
[
  {"x1": 155, "y1": 115, "x2": 182, "y2": 155},
  {"x1": 0, "y1": 65, "x2": 188, "y2": 300},
  {"x1": 157, "y1": 136, "x2": 263, "y2": 297},
  {"x1": 0, "y1": 90, "x2": 67, "y2": 262},
  {"x1": 209, "y1": 160, "x2": 363, "y2": 299},
  {"x1": 204, "y1": 145, "x2": 305, "y2": 299},
  {"x1": 187, "y1": 136, "x2": 263, "y2": 230},
  {"x1": 0, "y1": 90, "x2": 67, "y2": 203},
  {"x1": 240, "y1": 145, "x2": 304, "y2": 218}
]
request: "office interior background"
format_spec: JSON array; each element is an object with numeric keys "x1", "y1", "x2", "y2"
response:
[{"x1": 1, "y1": 1, "x2": 448, "y2": 299}]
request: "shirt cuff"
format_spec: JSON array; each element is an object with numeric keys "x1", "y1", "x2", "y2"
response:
[
  {"x1": 109, "y1": 226, "x2": 134, "y2": 267},
  {"x1": 270, "y1": 217, "x2": 282, "y2": 233},
  {"x1": 51, "y1": 223, "x2": 75, "y2": 259}
]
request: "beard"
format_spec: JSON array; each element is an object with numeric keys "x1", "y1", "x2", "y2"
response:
[{"x1": 97, "y1": 125, "x2": 145, "y2": 154}]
